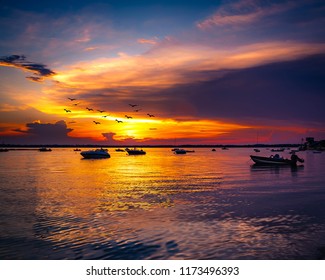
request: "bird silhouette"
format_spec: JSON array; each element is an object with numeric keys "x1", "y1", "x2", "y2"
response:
[
  {"x1": 68, "y1": 97, "x2": 76, "y2": 101},
  {"x1": 115, "y1": 119, "x2": 123, "y2": 123},
  {"x1": 147, "y1": 113, "x2": 155, "y2": 117},
  {"x1": 125, "y1": 115, "x2": 133, "y2": 119},
  {"x1": 73, "y1": 103, "x2": 80, "y2": 106},
  {"x1": 97, "y1": 110, "x2": 105, "y2": 113},
  {"x1": 102, "y1": 115, "x2": 109, "y2": 118},
  {"x1": 134, "y1": 109, "x2": 141, "y2": 112},
  {"x1": 93, "y1": 121, "x2": 101, "y2": 124},
  {"x1": 128, "y1": 104, "x2": 138, "y2": 107},
  {"x1": 86, "y1": 107, "x2": 94, "y2": 111},
  {"x1": 64, "y1": 109, "x2": 71, "y2": 113}
]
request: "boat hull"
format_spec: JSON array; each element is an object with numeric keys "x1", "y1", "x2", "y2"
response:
[
  {"x1": 250, "y1": 155, "x2": 294, "y2": 166},
  {"x1": 39, "y1": 148, "x2": 52, "y2": 152},
  {"x1": 174, "y1": 149, "x2": 186, "y2": 154},
  {"x1": 80, "y1": 149, "x2": 110, "y2": 159},
  {"x1": 81, "y1": 153, "x2": 110, "y2": 159},
  {"x1": 126, "y1": 150, "x2": 146, "y2": 155}
]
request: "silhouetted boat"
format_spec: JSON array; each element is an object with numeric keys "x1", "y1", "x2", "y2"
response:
[
  {"x1": 73, "y1": 148, "x2": 81, "y2": 151},
  {"x1": 0, "y1": 148, "x2": 9, "y2": 152},
  {"x1": 254, "y1": 148, "x2": 260, "y2": 152},
  {"x1": 81, "y1": 148, "x2": 110, "y2": 159},
  {"x1": 39, "y1": 147, "x2": 52, "y2": 152},
  {"x1": 250, "y1": 155, "x2": 303, "y2": 166},
  {"x1": 174, "y1": 148, "x2": 187, "y2": 154},
  {"x1": 126, "y1": 148, "x2": 146, "y2": 155},
  {"x1": 115, "y1": 148, "x2": 125, "y2": 152},
  {"x1": 212, "y1": 148, "x2": 216, "y2": 151},
  {"x1": 271, "y1": 148, "x2": 285, "y2": 152}
]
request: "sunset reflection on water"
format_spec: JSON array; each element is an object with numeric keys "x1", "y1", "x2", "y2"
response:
[{"x1": 0, "y1": 148, "x2": 325, "y2": 259}]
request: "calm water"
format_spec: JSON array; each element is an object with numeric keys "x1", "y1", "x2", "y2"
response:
[{"x1": 0, "y1": 148, "x2": 325, "y2": 260}]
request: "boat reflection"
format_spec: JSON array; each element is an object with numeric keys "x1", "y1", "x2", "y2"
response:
[{"x1": 250, "y1": 163, "x2": 304, "y2": 175}]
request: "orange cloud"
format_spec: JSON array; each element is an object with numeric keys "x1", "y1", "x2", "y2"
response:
[
  {"x1": 53, "y1": 41, "x2": 325, "y2": 91},
  {"x1": 137, "y1": 37, "x2": 159, "y2": 45}
]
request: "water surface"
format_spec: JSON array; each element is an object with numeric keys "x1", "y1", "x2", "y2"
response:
[{"x1": 0, "y1": 148, "x2": 324, "y2": 259}]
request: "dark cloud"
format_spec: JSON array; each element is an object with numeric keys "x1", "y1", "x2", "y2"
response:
[
  {"x1": 0, "y1": 54, "x2": 55, "y2": 82},
  {"x1": 1, "y1": 121, "x2": 75, "y2": 145},
  {"x1": 24, "y1": 120, "x2": 72, "y2": 135},
  {"x1": 153, "y1": 54, "x2": 325, "y2": 126},
  {"x1": 15, "y1": 120, "x2": 73, "y2": 144},
  {"x1": 26, "y1": 76, "x2": 43, "y2": 82}
]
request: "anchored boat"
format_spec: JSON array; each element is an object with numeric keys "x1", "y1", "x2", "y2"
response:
[
  {"x1": 80, "y1": 148, "x2": 110, "y2": 159},
  {"x1": 125, "y1": 148, "x2": 146, "y2": 155},
  {"x1": 250, "y1": 154, "x2": 303, "y2": 166}
]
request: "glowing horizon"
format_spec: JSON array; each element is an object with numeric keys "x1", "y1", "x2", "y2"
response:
[{"x1": 0, "y1": 0, "x2": 324, "y2": 145}]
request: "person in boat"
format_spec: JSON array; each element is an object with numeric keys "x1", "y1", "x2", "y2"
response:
[
  {"x1": 270, "y1": 154, "x2": 282, "y2": 159},
  {"x1": 290, "y1": 152, "x2": 304, "y2": 164}
]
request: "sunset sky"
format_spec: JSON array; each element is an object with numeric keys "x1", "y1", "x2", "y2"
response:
[{"x1": 1, "y1": 0, "x2": 324, "y2": 145}]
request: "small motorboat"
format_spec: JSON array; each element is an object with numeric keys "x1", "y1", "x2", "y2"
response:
[
  {"x1": 211, "y1": 148, "x2": 216, "y2": 152},
  {"x1": 115, "y1": 148, "x2": 125, "y2": 152},
  {"x1": 271, "y1": 148, "x2": 285, "y2": 152},
  {"x1": 174, "y1": 148, "x2": 187, "y2": 154},
  {"x1": 80, "y1": 148, "x2": 110, "y2": 159},
  {"x1": 39, "y1": 147, "x2": 52, "y2": 152},
  {"x1": 73, "y1": 148, "x2": 81, "y2": 151},
  {"x1": 126, "y1": 148, "x2": 146, "y2": 155},
  {"x1": 250, "y1": 155, "x2": 303, "y2": 166}
]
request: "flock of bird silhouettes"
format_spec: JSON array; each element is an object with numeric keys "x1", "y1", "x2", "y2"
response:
[{"x1": 64, "y1": 97, "x2": 156, "y2": 127}]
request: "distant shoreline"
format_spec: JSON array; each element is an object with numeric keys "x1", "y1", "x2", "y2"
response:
[{"x1": 0, "y1": 144, "x2": 301, "y2": 149}]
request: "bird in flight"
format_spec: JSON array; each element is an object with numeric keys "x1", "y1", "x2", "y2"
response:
[
  {"x1": 134, "y1": 109, "x2": 141, "y2": 112},
  {"x1": 97, "y1": 110, "x2": 105, "y2": 113},
  {"x1": 64, "y1": 109, "x2": 71, "y2": 113},
  {"x1": 93, "y1": 121, "x2": 101, "y2": 124},
  {"x1": 147, "y1": 113, "x2": 155, "y2": 117},
  {"x1": 128, "y1": 104, "x2": 138, "y2": 107},
  {"x1": 73, "y1": 103, "x2": 80, "y2": 106},
  {"x1": 125, "y1": 115, "x2": 133, "y2": 119},
  {"x1": 86, "y1": 107, "x2": 94, "y2": 111},
  {"x1": 115, "y1": 119, "x2": 123, "y2": 123},
  {"x1": 68, "y1": 97, "x2": 76, "y2": 101},
  {"x1": 102, "y1": 115, "x2": 110, "y2": 118}
]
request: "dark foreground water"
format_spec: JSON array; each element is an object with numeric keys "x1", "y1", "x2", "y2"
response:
[{"x1": 0, "y1": 148, "x2": 325, "y2": 259}]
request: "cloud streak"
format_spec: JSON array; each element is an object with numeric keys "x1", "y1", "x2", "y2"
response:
[
  {"x1": 197, "y1": 0, "x2": 296, "y2": 29},
  {"x1": 0, "y1": 54, "x2": 56, "y2": 82},
  {"x1": 137, "y1": 37, "x2": 159, "y2": 45},
  {"x1": 54, "y1": 40, "x2": 325, "y2": 91}
]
